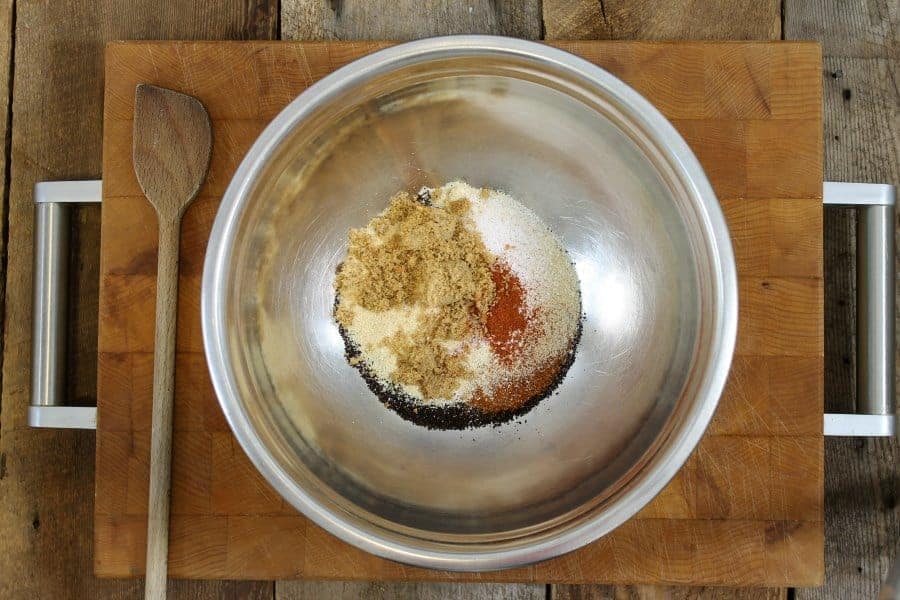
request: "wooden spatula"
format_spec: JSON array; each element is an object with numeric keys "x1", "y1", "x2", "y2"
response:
[{"x1": 132, "y1": 84, "x2": 212, "y2": 600}]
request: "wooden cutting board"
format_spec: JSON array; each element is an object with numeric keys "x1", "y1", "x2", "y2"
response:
[{"x1": 96, "y1": 41, "x2": 824, "y2": 585}]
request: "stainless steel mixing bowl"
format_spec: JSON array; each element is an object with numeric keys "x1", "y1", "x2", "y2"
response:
[{"x1": 202, "y1": 36, "x2": 737, "y2": 571}]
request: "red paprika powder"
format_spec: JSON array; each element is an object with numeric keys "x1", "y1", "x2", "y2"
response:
[{"x1": 484, "y1": 261, "x2": 530, "y2": 364}]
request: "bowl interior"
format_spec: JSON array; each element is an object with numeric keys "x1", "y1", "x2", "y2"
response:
[{"x1": 216, "y1": 51, "x2": 719, "y2": 544}]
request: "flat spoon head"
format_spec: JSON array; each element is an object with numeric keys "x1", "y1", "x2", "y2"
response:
[{"x1": 133, "y1": 84, "x2": 212, "y2": 219}]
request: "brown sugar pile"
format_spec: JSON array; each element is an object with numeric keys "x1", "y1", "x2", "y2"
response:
[
  {"x1": 334, "y1": 191, "x2": 497, "y2": 399},
  {"x1": 334, "y1": 181, "x2": 582, "y2": 429}
]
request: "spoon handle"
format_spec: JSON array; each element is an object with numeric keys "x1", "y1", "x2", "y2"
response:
[{"x1": 145, "y1": 218, "x2": 182, "y2": 600}]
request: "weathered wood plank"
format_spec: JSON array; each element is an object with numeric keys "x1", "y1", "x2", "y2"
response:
[
  {"x1": 0, "y1": 1, "x2": 277, "y2": 598},
  {"x1": 552, "y1": 585, "x2": 787, "y2": 599},
  {"x1": 795, "y1": 55, "x2": 900, "y2": 600},
  {"x1": 278, "y1": 582, "x2": 546, "y2": 599},
  {"x1": 0, "y1": 0, "x2": 11, "y2": 423},
  {"x1": 785, "y1": 0, "x2": 899, "y2": 59},
  {"x1": 542, "y1": 0, "x2": 781, "y2": 41},
  {"x1": 820, "y1": 57, "x2": 900, "y2": 185},
  {"x1": 785, "y1": 1, "x2": 899, "y2": 596},
  {"x1": 282, "y1": 0, "x2": 541, "y2": 40}
]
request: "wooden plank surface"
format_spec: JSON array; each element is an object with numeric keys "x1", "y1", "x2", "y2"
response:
[
  {"x1": 541, "y1": 0, "x2": 782, "y2": 41},
  {"x1": 0, "y1": 0, "x2": 10, "y2": 461},
  {"x1": 552, "y1": 586, "x2": 788, "y2": 600},
  {"x1": 786, "y1": 2, "x2": 900, "y2": 596},
  {"x1": 277, "y1": 582, "x2": 546, "y2": 599},
  {"x1": 785, "y1": 0, "x2": 899, "y2": 59},
  {"x1": 95, "y1": 40, "x2": 824, "y2": 587},
  {"x1": 0, "y1": 2, "x2": 276, "y2": 599},
  {"x1": 282, "y1": 0, "x2": 541, "y2": 40}
]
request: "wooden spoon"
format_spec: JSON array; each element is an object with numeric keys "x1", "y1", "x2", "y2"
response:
[{"x1": 132, "y1": 84, "x2": 212, "y2": 600}]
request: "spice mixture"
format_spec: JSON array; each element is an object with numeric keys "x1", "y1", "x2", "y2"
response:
[{"x1": 334, "y1": 181, "x2": 582, "y2": 429}]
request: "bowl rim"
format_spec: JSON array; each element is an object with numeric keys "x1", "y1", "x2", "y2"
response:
[{"x1": 201, "y1": 34, "x2": 738, "y2": 571}]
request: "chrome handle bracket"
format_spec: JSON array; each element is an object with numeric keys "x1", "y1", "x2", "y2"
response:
[
  {"x1": 30, "y1": 180, "x2": 102, "y2": 430},
  {"x1": 823, "y1": 182, "x2": 897, "y2": 437}
]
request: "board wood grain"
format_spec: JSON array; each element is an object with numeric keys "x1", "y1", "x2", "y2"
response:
[{"x1": 97, "y1": 40, "x2": 825, "y2": 585}]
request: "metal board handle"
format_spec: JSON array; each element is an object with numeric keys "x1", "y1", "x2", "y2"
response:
[
  {"x1": 823, "y1": 182, "x2": 897, "y2": 437},
  {"x1": 30, "y1": 180, "x2": 101, "y2": 430}
]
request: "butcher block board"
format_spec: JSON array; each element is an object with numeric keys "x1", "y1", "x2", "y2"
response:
[{"x1": 96, "y1": 41, "x2": 824, "y2": 585}]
